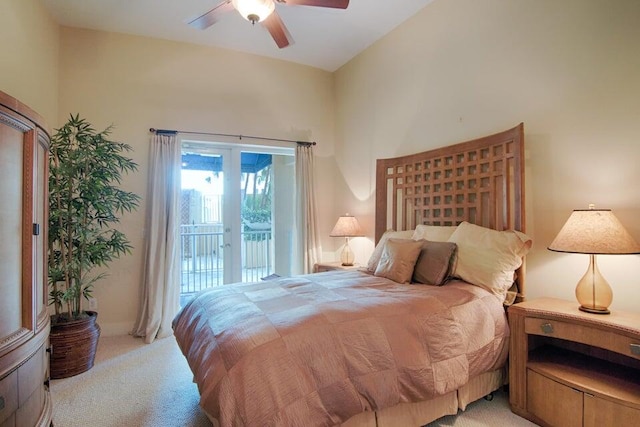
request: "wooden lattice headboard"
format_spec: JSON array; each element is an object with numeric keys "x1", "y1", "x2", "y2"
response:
[{"x1": 375, "y1": 123, "x2": 526, "y2": 297}]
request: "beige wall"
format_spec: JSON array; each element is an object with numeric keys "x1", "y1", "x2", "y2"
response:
[
  {"x1": 4, "y1": 0, "x2": 640, "y2": 335},
  {"x1": 57, "y1": 28, "x2": 337, "y2": 334},
  {"x1": 334, "y1": 0, "x2": 640, "y2": 313},
  {"x1": 0, "y1": 0, "x2": 59, "y2": 127}
]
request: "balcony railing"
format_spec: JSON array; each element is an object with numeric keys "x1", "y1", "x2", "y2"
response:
[{"x1": 180, "y1": 223, "x2": 274, "y2": 304}]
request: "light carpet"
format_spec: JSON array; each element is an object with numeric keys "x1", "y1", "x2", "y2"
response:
[{"x1": 51, "y1": 335, "x2": 536, "y2": 427}]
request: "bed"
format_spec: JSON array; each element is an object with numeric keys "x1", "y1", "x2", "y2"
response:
[{"x1": 173, "y1": 123, "x2": 528, "y2": 426}]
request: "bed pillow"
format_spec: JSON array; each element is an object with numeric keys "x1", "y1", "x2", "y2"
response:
[
  {"x1": 366, "y1": 229, "x2": 414, "y2": 272},
  {"x1": 374, "y1": 238, "x2": 423, "y2": 284},
  {"x1": 412, "y1": 241, "x2": 458, "y2": 286},
  {"x1": 447, "y1": 221, "x2": 532, "y2": 300},
  {"x1": 411, "y1": 224, "x2": 458, "y2": 242}
]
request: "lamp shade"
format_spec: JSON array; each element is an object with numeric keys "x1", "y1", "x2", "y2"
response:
[
  {"x1": 548, "y1": 208, "x2": 640, "y2": 255},
  {"x1": 330, "y1": 215, "x2": 363, "y2": 237},
  {"x1": 232, "y1": 0, "x2": 275, "y2": 23}
]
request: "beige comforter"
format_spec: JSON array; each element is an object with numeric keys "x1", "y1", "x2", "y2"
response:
[{"x1": 172, "y1": 270, "x2": 509, "y2": 427}]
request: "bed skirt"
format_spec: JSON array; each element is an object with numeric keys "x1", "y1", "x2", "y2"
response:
[
  {"x1": 341, "y1": 368, "x2": 505, "y2": 427},
  {"x1": 204, "y1": 368, "x2": 504, "y2": 427}
]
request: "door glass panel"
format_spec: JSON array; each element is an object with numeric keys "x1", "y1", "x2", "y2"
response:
[
  {"x1": 240, "y1": 152, "x2": 272, "y2": 282},
  {"x1": 0, "y1": 128, "x2": 24, "y2": 338},
  {"x1": 180, "y1": 151, "x2": 226, "y2": 305},
  {"x1": 240, "y1": 151, "x2": 295, "y2": 281}
]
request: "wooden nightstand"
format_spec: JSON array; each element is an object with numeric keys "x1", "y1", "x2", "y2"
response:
[
  {"x1": 313, "y1": 261, "x2": 361, "y2": 273},
  {"x1": 508, "y1": 298, "x2": 640, "y2": 427}
]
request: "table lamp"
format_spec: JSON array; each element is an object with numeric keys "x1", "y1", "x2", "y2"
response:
[
  {"x1": 330, "y1": 214, "x2": 363, "y2": 266},
  {"x1": 548, "y1": 204, "x2": 640, "y2": 314}
]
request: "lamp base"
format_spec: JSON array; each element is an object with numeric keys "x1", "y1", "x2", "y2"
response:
[
  {"x1": 340, "y1": 237, "x2": 355, "y2": 266},
  {"x1": 579, "y1": 305, "x2": 610, "y2": 315},
  {"x1": 575, "y1": 254, "x2": 613, "y2": 316}
]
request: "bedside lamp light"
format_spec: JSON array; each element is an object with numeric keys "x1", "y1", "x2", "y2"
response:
[
  {"x1": 330, "y1": 214, "x2": 363, "y2": 266},
  {"x1": 548, "y1": 204, "x2": 640, "y2": 314}
]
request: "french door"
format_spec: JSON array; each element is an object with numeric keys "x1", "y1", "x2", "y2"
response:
[{"x1": 180, "y1": 141, "x2": 294, "y2": 300}]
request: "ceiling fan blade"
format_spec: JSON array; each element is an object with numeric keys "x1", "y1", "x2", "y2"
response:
[
  {"x1": 262, "y1": 11, "x2": 294, "y2": 49},
  {"x1": 277, "y1": 0, "x2": 349, "y2": 9},
  {"x1": 187, "y1": 1, "x2": 234, "y2": 30}
]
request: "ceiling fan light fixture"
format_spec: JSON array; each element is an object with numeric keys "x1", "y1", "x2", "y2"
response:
[{"x1": 232, "y1": 0, "x2": 275, "y2": 24}]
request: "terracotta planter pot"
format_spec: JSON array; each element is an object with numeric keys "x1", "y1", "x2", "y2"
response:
[{"x1": 49, "y1": 311, "x2": 101, "y2": 379}]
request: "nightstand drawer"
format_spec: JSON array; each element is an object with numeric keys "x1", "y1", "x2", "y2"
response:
[
  {"x1": 314, "y1": 264, "x2": 336, "y2": 273},
  {"x1": 313, "y1": 262, "x2": 360, "y2": 273},
  {"x1": 525, "y1": 317, "x2": 640, "y2": 361}
]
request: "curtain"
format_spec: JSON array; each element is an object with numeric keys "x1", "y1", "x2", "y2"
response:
[
  {"x1": 132, "y1": 133, "x2": 181, "y2": 343},
  {"x1": 295, "y1": 144, "x2": 322, "y2": 273}
]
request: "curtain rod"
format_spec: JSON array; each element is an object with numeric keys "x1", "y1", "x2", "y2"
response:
[{"x1": 149, "y1": 128, "x2": 316, "y2": 146}]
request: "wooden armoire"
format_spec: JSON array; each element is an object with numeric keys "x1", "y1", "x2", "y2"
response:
[{"x1": 0, "y1": 90, "x2": 53, "y2": 426}]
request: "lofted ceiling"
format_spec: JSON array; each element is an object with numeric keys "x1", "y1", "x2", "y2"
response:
[{"x1": 41, "y1": 0, "x2": 434, "y2": 72}]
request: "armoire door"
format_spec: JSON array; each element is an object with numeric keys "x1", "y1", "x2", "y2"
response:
[{"x1": 0, "y1": 90, "x2": 52, "y2": 427}]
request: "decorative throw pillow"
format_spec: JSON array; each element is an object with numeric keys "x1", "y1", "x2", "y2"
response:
[
  {"x1": 374, "y1": 238, "x2": 423, "y2": 284},
  {"x1": 366, "y1": 229, "x2": 414, "y2": 273},
  {"x1": 412, "y1": 241, "x2": 458, "y2": 286},
  {"x1": 411, "y1": 224, "x2": 458, "y2": 242},
  {"x1": 447, "y1": 221, "x2": 532, "y2": 301}
]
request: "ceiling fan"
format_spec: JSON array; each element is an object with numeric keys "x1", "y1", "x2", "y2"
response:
[{"x1": 188, "y1": 0, "x2": 350, "y2": 49}]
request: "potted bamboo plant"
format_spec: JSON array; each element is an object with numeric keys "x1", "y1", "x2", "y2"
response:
[{"x1": 48, "y1": 114, "x2": 140, "y2": 379}]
